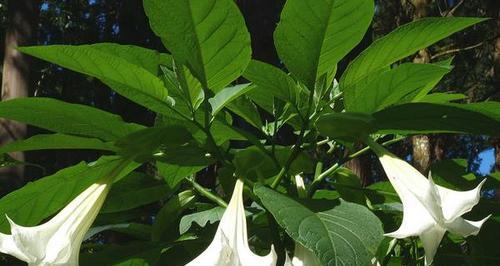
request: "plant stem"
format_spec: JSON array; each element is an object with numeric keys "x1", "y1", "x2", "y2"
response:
[
  {"x1": 271, "y1": 86, "x2": 316, "y2": 188},
  {"x1": 308, "y1": 136, "x2": 407, "y2": 196},
  {"x1": 186, "y1": 178, "x2": 228, "y2": 208}
]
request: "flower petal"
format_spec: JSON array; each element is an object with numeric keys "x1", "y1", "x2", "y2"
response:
[
  {"x1": 43, "y1": 182, "x2": 110, "y2": 264},
  {"x1": 419, "y1": 226, "x2": 446, "y2": 266},
  {"x1": 384, "y1": 190, "x2": 435, "y2": 238},
  {"x1": 378, "y1": 153, "x2": 443, "y2": 222},
  {"x1": 7, "y1": 215, "x2": 56, "y2": 261},
  {"x1": 0, "y1": 232, "x2": 34, "y2": 263},
  {"x1": 186, "y1": 179, "x2": 277, "y2": 266},
  {"x1": 445, "y1": 215, "x2": 491, "y2": 237},
  {"x1": 289, "y1": 243, "x2": 321, "y2": 266},
  {"x1": 185, "y1": 231, "x2": 235, "y2": 265},
  {"x1": 434, "y1": 179, "x2": 486, "y2": 222},
  {"x1": 2, "y1": 179, "x2": 112, "y2": 265}
]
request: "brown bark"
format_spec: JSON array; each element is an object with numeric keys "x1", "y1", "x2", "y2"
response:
[
  {"x1": 411, "y1": 135, "x2": 431, "y2": 174},
  {"x1": 408, "y1": 0, "x2": 434, "y2": 175},
  {"x1": 493, "y1": 139, "x2": 500, "y2": 173},
  {"x1": 0, "y1": 0, "x2": 38, "y2": 185},
  {"x1": 491, "y1": 2, "x2": 500, "y2": 100},
  {"x1": 433, "y1": 136, "x2": 446, "y2": 162},
  {"x1": 410, "y1": 0, "x2": 429, "y2": 18},
  {"x1": 345, "y1": 152, "x2": 373, "y2": 186}
]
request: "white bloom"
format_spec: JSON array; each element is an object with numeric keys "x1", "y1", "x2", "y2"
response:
[
  {"x1": 284, "y1": 243, "x2": 321, "y2": 266},
  {"x1": 0, "y1": 178, "x2": 112, "y2": 265},
  {"x1": 367, "y1": 138, "x2": 490, "y2": 265},
  {"x1": 186, "y1": 179, "x2": 277, "y2": 266}
]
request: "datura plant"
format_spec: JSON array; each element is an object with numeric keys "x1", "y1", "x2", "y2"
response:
[{"x1": 0, "y1": 0, "x2": 498, "y2": 265}]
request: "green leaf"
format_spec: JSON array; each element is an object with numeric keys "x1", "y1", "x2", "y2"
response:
[
  {"x1": 0, "y1": 133, "x2": 116, "y2": 154},
  {"x1": 144, "y1": 0, "x2": 251, "y2": 92},
  {"x1": 101, "y1": 173, "x2": 171, "y2": 213},
  {"x1": 255, "y1": 186, "x2": 384, "y2": 266},
  {"x1": 115, "y1": 126, "x2": 197, "y2": 161},
  {"x1": 226, "y1": 96, "x2": 263, "y2": 129},
  {"x1": 429, "y1": 159, "x2": 476, "y2": 190},
  {"x1": 156, "y1": 162, "x2": 204, "y2": 190},
  {"x1": 373, "y1": 102, "x2": 500, "y2": 136},
  {"x1": 408, "y1": 57, "x2": 455, "y2": 102},
  {"x1": 344, "y1": 63, "x2": 451, "y2": 113},
  {"x1": 85, "y1": 223, "x2": 152, "y2": 241},
  {"x1": 0, "y1": 97, "x2": 143, "y2": 141},
  {"x1": 274, "y1": 0, "x2": 374, "y2": 87},
  {"x1": 315, "y1": 112, "x2": 376, "y2": 140},
  {"x1": 333, "y1": 168, "x2": 367, "y2": 205},
  {"x1": 234, "y1": 146, "x2": 314, "y2": 181},
  {"x1": 151, "y1": 190, "x2": 196, "y2": 241},
  {"x1": 80, "y1": 242, "x2": 163, "y2": 266},
  {"x1": 209, "y1": 83, "x2": 253, "y2": 115},
  {"x1": 0, "y1": 156, "x2": 139, "y2": 233},
  {"x1": 19, "y1": 44, "x2": 174, "y2": 115},
  {"x1": 172, "y1": 64, "x2": 205, "y2": 111},
  {"x1": 419, "y1": 93, "x2": 467, "y2": 103},
  {"x1": 341, "y1": 17, "x2": 485, "y2": 89},
  {"x1": 179, "y1": 206, "x2": 225, "y2": 234},
  {"x1": 243, "y1": 60, "x2": 301, "y2": 103},
  {"x1": 366, "y1": 181, "x2": 399, "y2": 204},
  {"x1": 418, "y1": 92, "x2": 467, "y2": 103},
  {"x1": 88, "y1": 43, "x2": 172, "y2": 73}
]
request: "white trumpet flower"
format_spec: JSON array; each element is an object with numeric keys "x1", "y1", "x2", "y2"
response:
[
  {"x1": 0, "y1": 177, "x2": 113, "y2": 265},
  {"x1": 367, "y1": 138, "x2": 490, "y2": 265},
  {"x1": 284, "y1": 243, "x2": 321, "y2": 266},
  {"x1": 186, "y1": 179, "x2": 277, "y2": 266}
]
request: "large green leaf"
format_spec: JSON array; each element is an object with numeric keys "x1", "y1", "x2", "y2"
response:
[
  {"x1": 226, "y1": 96, "x2": 263, "y2": 129},
  {"x1": 209, "y1": 83, "x2": 253, "y2": 115},
  {"x1": 317, "y1": 102, "x2": 500, "y2": 139},
  {"x1": 374, "y1": 102, "x2": 500, "y2": 136},
  {"x1": 0, "y1": 133, "x2": 116, "y2": 154},
  {"x1": 88, "y1": 43, "x2": 172, "y2": 73},
  {"x1": 144, "y1": 0, "x2": 251, "y2": 92},
  {"x1": 274, "y1": 0, "x2": 374, "y2": 88},
  {"x1": 315, "y1": 112, "x2": 375, "y2": 140},
  {"x1": 234, "y1": 146, "x2": 314, "y2": 181},
  {"x1": 179, "y1": 206, "x2": 225, "y2": 235},
  {"x1": 115, "y1": 126, "x2": 198, "y2": 162},
  {"x1": 408, "y1": 57, "x2": 454, "y2": 102},
  {"x1": 340, "y1": 17, "x2": 485, "y2": 89},
  {"x1": 80, "y1": 242, "x2": 163, "y2": 266},
  {"x1": 0, "y1": 97, "x2": 143, "y2": 141},
  {"x1": 151, "y1": 190, "x2": 196, "y2": 241},
  {"x1": 19, "y1": 44, "x2": 174, "y2": 115},
  {"x1": 156, "y1": 162, "x2": 204, "y2": 190},
  {"x1": 419, "y1": 93, "x2": 467, "y2": 103},
  {"x1": 101, "y1": 173, "x2": 171, "y2": 213},
  {"x1": 333, "y1": 168, "x2": 367, "y2": 205},
  {"x1": 255, "y1": 186, "x2": 384, "y2": 266},
  {"x1": 0, "y1": 157, "x2": 139, "y2": 233},
  {"x1": 171, "y1": 64, "x2": 205, "y2": 111},
  {"x1": 344, "y1": 63, "x2": 451, "y2": 113},
  {"x1": 243, "y1": 60, "x2": 300, "y2": 103},
  {"x1": 85, "y1": 223, "x2": 152, "y2": 241}
]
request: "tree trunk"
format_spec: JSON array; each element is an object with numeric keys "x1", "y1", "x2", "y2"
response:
[
  {"x1": 409, "y1": 0, "x2": 434, "y2": 175},
  {"x1": 0, "y1": 0, "x2": 38, "y2": 188},
  {"x1": 490, "y1": 0, "x2": 500, "y2": 100}
]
